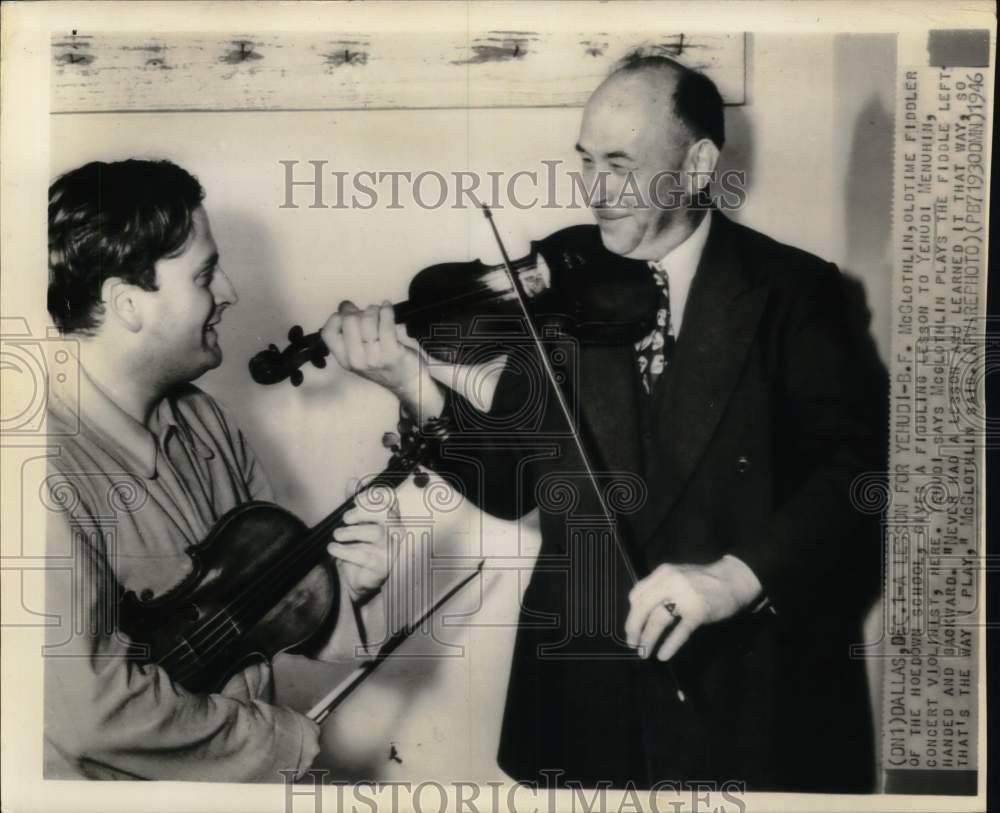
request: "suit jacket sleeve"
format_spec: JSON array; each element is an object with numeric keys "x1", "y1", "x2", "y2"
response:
[{"x1": 425, "y1": 360, "x2": 543, "y2": 522}]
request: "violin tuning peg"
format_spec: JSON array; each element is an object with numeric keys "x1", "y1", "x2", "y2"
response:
[
  {"x1": 289, "y1": 370, "x2": 304, "y2": 387},
  {"x1": 312, "y1": 356, "x2": 327, "y2": 369},
  {"x1": 381, "y1": 432, "x2": 400, "y2": 449},
  {"x1": 413, "y1": 470, "x2": 430, "y2": 489},
  {"x1": 288, "y1": 325, "x2": 304, "y2": 342}
]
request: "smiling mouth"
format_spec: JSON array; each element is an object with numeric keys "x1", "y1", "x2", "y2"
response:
[{"x1": 593, "y1": 209, "x2": 629, "y2": 221}]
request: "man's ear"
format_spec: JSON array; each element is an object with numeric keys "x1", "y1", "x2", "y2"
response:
[
  {"x1": 101, "y1": 277, "x2": 143, "y2": 333},
  {"x1": 684, "y1": 138, "x2": 721, "y2": 197}
]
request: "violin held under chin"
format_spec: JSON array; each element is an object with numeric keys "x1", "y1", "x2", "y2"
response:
[{"x1": 248, "y1": 218, "x2": 659, "y2": 388}]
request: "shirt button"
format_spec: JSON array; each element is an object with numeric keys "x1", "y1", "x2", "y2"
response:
[{"x1": 736, "y1": 455, "x2": 751, "y2": 473}]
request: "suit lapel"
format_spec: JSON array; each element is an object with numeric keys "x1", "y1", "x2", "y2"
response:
[
  {"x1": 631, "y1": 213, "x2": 769, "y2": 545},
  {"x1": 566, "y1": 339, "x2": 649, "y2": 576},
  {"x1": 575, "y1": 342, "x2": 643, "y2": 479}
]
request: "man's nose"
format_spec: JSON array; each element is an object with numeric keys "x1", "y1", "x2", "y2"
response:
[
  {"x1": 587, "y1": 169, "x2": 618, "y2": 208},
  {"x1": 601, "y1": 172, "x2": 625, "y2": 202},
  {"x1": 212, "y1": 267, "x2": 238, "y2": 307}
]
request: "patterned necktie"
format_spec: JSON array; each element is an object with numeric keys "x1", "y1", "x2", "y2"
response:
[{"x1": 635, "y1": 262, "x2": 674, "y2": 395}]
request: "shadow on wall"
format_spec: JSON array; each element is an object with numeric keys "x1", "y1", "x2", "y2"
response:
[
  {"x1": 202, "y1": 202, "x2": 406, "y2": 519},
  {"x1": 839, "y1": 88, "x2": 893, "y2": 618},
  {"x1": 842, "y1": 93, "x2": 895, "y2": 363},
  {"x1": 838, "y1": 70, "x2": 895, "y2": 779},
  {"x1": 275, "y1": 539, "x2": 508, "y2": 782},
  {"x1": 715, "y1": 103, "x2": 756, "y2": 221},
  {"x1": 199, "y1": 207, "x2": 304, "y2": 499}
]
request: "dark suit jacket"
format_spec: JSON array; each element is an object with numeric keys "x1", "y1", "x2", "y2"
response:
[{"x1": 428, "y1": 212, "x2": 886, "y2": 791}]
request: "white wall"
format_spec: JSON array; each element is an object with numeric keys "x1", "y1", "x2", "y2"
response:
[{"x1": 51, "y1": 32, "x2": 894, "y2": 780}]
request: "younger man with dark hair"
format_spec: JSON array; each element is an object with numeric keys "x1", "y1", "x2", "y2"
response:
[{"x1": 44, "y1": 159, "x2": 392, "y2": 782}]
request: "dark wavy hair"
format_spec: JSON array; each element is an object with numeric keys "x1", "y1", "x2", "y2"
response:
[
  {"x1": 614, "y1": 52, "x2": 726, "y2": 150},
  {"x1": 48, "y1": 159, "x2": 205, "y2": 334}
]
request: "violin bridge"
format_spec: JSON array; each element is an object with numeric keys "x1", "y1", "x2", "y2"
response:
[{"x1": 520, "y1": 255, "x2": 550, "y2": 297}]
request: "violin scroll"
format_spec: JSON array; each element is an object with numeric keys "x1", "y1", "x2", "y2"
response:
[{"x1": 248, "y1": 326, "x2": 329, "y2": 386}]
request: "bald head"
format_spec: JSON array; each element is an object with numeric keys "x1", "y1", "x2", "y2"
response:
[
  {"x1": 596, "y1": 55, "x2": 725, "y2": 150},
  {"x1": 575, "y1": 56, "x2": 724, "y2": 259},
  {"x1": 586, "y1": 66, "x2": 688, "y2": 156}
]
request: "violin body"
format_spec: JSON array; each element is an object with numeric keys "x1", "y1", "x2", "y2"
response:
[
  {"x1": 406, "y1": 225, "x2": 659, "y2": 344},
  {"x1": 118, "y1": 501, "x2": 341, "y2": 694}
]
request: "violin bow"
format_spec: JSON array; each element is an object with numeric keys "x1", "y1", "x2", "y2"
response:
[
  {"x1": 307, "y1": 560, "x2": 485, "y2": 725},
  {"x1": 481, "y1": 205, "x2": 686, "y2": 703}
]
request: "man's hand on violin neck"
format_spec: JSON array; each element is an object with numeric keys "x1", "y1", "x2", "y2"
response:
[
  {"x1": 322, "y1": 300, "x2": 444, "y2": 420},
  {"x1": 624, "y1": 556, "x2": 763, "y2": 662},
  {"x1": 328, "y1": 485, "x2": 401, "y2": 604}
]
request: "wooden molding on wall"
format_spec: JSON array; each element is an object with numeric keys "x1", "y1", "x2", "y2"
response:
[{"x1": 52, "y1": 31, "x2": 747, "y2": 113}]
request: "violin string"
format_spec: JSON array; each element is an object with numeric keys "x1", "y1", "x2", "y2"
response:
[
  {"x1": 154, "y1": 460, "x2": 413, "y2": 682},
  {"x1": 163, "y1": 461, "x2": 410, "y2": 676},
  {"x1": 397, "y1": 276, "x2": 523, "y2": 320},
  {"x1": 162, "y1": 469, "x2": 405, "y2": 683}
]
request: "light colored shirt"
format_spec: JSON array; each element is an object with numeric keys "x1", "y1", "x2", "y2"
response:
[
  {"x1": 43, "y1": 366, "x2": 351, "y2": 782},
  {"x1": 648, "y1": 209, "x2": 712, "y2": 339}
]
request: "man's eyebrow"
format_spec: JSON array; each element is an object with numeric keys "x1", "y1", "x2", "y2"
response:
[
  {"x1": 197, "y1": 252, "x2": 220, "y2": 273},
  {"x1": 574, "y1": 144, "x2": 636, "y2": 162}
]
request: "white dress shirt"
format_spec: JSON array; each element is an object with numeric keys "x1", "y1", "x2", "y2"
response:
[{"x1": 648, "y1": 209, "x2": 712, "y2": 339}]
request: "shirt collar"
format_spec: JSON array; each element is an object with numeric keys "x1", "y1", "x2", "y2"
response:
[
  {"x1": 647, "y1": 210, "x2": 712, "y2": 338},
  {"x1": 49, "y1": 361, "x2": 212, "y2": 480},
  {"x1": 649, "y1": 209, "x2": 712, "y2": 280}
]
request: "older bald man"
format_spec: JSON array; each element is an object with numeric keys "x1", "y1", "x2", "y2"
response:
[{"x1": 328, "y1": 55, "x2": 886, "y2": 792}]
